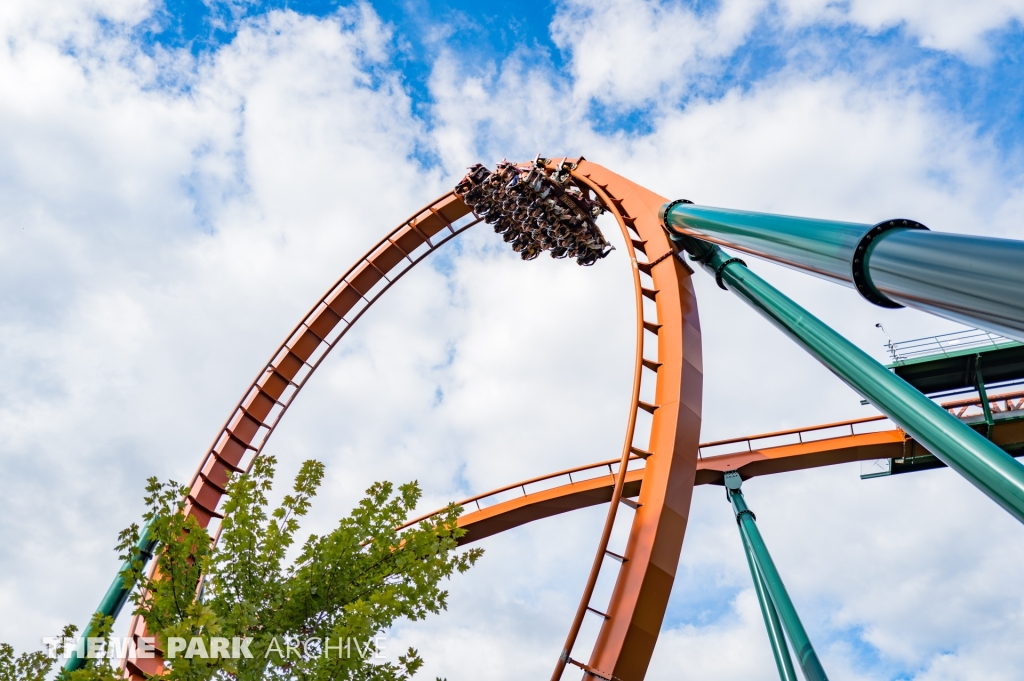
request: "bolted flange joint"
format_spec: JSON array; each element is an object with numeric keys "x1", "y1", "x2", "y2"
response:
[
  {"x1": 659, "y1": 198, "x2": 694, "y2": 227},
  {"x1": 715, "y1": 257, "x2": 747, "y2": 290},
  {"x1": 735, "y1": 508, "x2": 757, "y2": 525},
  {"x1": 852, "y1": 219, "x2": 929, "y2": 308}
]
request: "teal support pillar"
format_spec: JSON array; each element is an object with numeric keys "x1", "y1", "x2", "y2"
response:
[
  {"x1": 732, "y1": 476, "x2": 799, "y2": 680},
  {"x1": 673, "y1": 233, "x2": 1024, "y2": 526},
  {"x1": 660, "y1": 200, "x2": 1024, "y2": 343},
  {"x1": 63, "y1": 519, "x2": 158, "y2": 673},
  {"x1": 724, "y1": 472, "x2": 827, "y2": 681},
  {"x1": 745, "y1": 539, "x2": 798, "y2": 681}
]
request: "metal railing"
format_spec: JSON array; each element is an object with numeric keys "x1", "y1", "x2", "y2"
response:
[
  {"x1": 398, "y1": 455, "x2": 644, "y2": 531},
  {"x1": 402, "y1": 390, "x2": 1024, "y2": 530},
  {"x1": 699, "y1": 389, "x2": 1024, "y2": 458},
  {"x1": 885, "y1": 328, "x2": 1017, "y2": 363},
  {"x1": 697, "y1": 415, "x2": 892, "y2": 458}
]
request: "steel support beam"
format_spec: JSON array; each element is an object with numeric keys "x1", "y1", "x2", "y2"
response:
[
  {"x1": 741, "y1": 528, "x2": 798, "y2": 681},
  {"x1": 63, "y1": 518, "x2": 157, "y2": 673},
  {"x1": 661, "y1": 202, "x2": 1024, "y2": 343},
  {"x1": 725, "y1": 472, "x2": 827, "y2": 681},
  {"x1": 676, "y1": 234, "x2": 1024, "y2": 525}
]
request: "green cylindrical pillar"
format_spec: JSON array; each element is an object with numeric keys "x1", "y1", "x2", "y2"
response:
[
  {"x1": 63, "y1": 519, "x2": 158, "y2": 672},
  {"x1": 677, "y1": 235, "x2": 1024, "y2": 525},
  {"x1": 741, "y1": 524, "x2": 799, "y2": 681},
  {"x1": 730, "y1": 484, "x2": 828, "y2": 681},
  {"x1": 661, "y1": 202, "x2": 1024, "y2": 343}
]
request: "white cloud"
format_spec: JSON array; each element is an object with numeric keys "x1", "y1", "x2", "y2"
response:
[
  {"x1": 647, "y1": 585, "x2": 793, "y2": 680},
  {"x1": 3, "y1": 2, "x2": 1024, "y2": 681},
  {"x1": 0, "y1": 0, "x2": 153, "y2": 48},
  {"x1": 850, "y1": 0, "x2": 1024, "y2": 57},
  {"x1": 780, "y1": 0, "x2": 1024, "y2": 58},
  {"x1": 0, "y1": 0, "x2": 442, "y2": 645},
  {"x1": 548, "y1": 0, "x2": 1024, "y2": 114},
  {"x1": 550, "y1": 0, "x2": 769, "y2": 107}
]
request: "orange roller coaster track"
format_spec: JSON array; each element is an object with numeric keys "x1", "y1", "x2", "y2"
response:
[
  {"x1": 120, "y1": 159, "x2": 702, "y2": 681},
  {"x1": 95, "y1": 157, "x2": 1024, "y2": 681},
  {"x1": 404, "y1": 392, "x2": 1024, "y2": 548}
]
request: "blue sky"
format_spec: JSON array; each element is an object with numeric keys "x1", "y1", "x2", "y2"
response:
[
  {"x1": 4, "y1": 1, "x2": 1024, "y2": 680},
  {"x1": 140, "y1": 0, "x2": 1024, "y2": 164}
]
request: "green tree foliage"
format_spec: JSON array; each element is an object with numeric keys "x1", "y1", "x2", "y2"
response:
[
  {"x1": 4, "y1": 457, "x2": 480, "y2": 681},
  {"x1": 0, "y1": 644, "x2": 52, "y2": 681},
  {"x1": 123, "y1": 456, "x2": 481, "y2": 681},
  {"x1": 0, "y1": 626, "x2": 75, "y2": 681}
]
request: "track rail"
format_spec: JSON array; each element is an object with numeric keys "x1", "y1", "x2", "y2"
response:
[
  {"x1": 402, "y1": 392, "x2": 1024, "y2": 548},
  {"x1": 399, "y1": 455, "x2": 647, "y2": 530},
  {"x1": 558, "y1": 161, "x2": 703, "y2": 681},
  {"x1": 944, "y1": 389, "x2": 1024, "y2": 418},
  {"x1": 550, "y1": 162, "x2": 651, "y2": 681},
  {"x1": 697, "y1": 415, "x2": 891, "y2": 458},
  {"x1": 121, "y1": 159, "x2": 705, "y2": 681},
  {"x1": 124, "y1": 192, "x2": 478, "y2": 678},
  {"x1": 103, "y1": 156, "x2": 1024, "y2": 680}
]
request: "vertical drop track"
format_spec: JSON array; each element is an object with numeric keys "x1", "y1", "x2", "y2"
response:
[{"x1": 556, "y1": 162, "x2": 703, "y2": 681}]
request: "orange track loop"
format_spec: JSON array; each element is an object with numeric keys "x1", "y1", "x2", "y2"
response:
[
  {"x1": 124, "y1": 193, "x2": 477, "y2": 679},
  {"x1": 122, "y1": 159, "x2": 705, "y2": 681},
  {"x1": 113, "y1": 150, "x2": 1024, "y2": 680}
]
